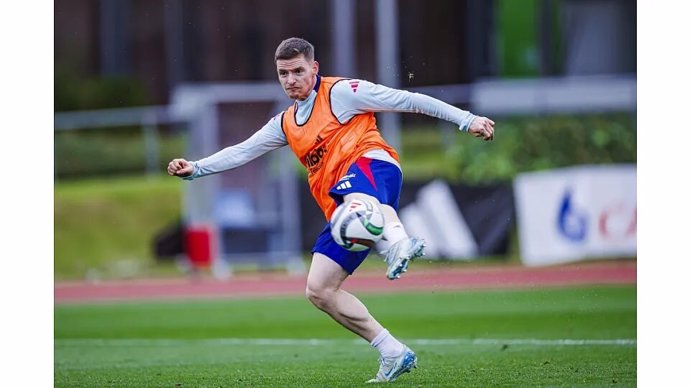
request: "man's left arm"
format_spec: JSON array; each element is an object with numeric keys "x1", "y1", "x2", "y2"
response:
[{"x1": 331, "y1": 79, "x2": 494, "y2": 141}]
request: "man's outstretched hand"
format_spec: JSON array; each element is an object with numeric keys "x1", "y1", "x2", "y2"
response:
[
  {"x1": 167, "y1": 158, "x2": 194, "y2": 177},
  {"x1": 468, "y1": 116, "x2": 495, "y2": 141}
]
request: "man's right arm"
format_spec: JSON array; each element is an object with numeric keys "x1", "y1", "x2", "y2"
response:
[{"x1": 168, "y1": 113, "x2": 288, "y2": 180}]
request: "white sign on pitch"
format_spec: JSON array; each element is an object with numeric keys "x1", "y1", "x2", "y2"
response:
[{"x1": 513, "y1": 165, "x2": 636, "y2": 266}]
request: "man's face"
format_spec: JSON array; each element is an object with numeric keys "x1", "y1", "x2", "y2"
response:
[{"x1": 276, "y1": 54, "x2": 319, "y2": 101}]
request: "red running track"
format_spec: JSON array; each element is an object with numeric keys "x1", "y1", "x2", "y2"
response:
[{"x1": 54, "y1": 260, "x2": 636, "y2": 304}]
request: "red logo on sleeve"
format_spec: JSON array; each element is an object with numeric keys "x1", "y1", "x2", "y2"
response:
[{"x1": 349, "y1": 80, "x2": 359, "y2": 93}]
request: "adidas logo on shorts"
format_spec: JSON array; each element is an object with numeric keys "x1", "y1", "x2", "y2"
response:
[{"x1": 336, "y1": 181, "x2": 353, "y2": 190}]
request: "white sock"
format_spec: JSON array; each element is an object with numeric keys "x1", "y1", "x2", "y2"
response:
[
  {"x1": 371, "y1": 329, "x2": 405, "y2": 359},
  {"x1": 383, "y1": 222, "x2": 408, "y2": 246}
]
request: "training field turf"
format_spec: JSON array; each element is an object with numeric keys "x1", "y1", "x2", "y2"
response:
[{"x1": 54, "y1": 285, "x2": 636, "y2": 387}]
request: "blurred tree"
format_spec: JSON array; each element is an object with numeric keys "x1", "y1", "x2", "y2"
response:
[{"x1": 55, "y1": 63, "x2": 151, "y2": 112}]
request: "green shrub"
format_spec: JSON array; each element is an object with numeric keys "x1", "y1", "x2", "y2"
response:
[{"x1": 402, "y1": 112, "x2": 636, "y2": 183}]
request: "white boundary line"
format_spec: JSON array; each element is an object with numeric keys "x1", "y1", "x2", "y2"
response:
[{"x1": 55, "y1": 338, "x2": 636, "y2": 347}]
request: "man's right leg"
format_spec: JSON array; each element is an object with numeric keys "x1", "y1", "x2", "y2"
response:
[
  {"x1": 344, "y1": 192, "x2": 426, "y2": 280},
  {"x1": 329, "y1": 158, "x2": 426, "y2": 280}
]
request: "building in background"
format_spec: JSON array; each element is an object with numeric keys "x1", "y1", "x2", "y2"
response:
[{"x1": 55, "y1": 0, "x2": 636, "y2": 111}]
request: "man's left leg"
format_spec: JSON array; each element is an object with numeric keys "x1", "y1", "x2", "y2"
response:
[{"x1": 306, "y1": 252, "x2": 383, "y2": 341}]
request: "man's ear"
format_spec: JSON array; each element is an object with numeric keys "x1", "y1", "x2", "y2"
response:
[{"x1": 312, "y1": 60, "x2": 320, "y2": 74}]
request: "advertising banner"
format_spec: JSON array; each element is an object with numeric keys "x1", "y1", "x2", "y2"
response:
[
  {"x1": 514, "y1": 165, "x2": 636, "y2": 266},
  {"x1": 394, "y1": 180, "x2": 515, "y2": 260},
  {"x1": 398, "y1": 180, "x2": 479, "y2": 259}
]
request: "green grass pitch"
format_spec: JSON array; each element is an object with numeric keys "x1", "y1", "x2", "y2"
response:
[{"x1": 54, "y1": 285, "x2": 636, "y2": 387}]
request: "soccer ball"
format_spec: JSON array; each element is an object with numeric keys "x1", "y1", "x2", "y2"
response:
[{"x1": 330, "y1": 198, "x2": 385, "y2": 251}]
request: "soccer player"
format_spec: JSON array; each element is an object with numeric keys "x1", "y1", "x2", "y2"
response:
[{"x1": 167, "y1": 37, "x2": 495, "y2": 383}]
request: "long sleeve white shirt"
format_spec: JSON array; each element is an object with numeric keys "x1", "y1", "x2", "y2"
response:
[{"x1": 185, "y1": 76, "x2": 476, "y2": 180}]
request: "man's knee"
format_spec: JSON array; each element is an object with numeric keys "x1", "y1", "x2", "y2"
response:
[
  {"x1": 343, "y1": 193, "x2": 398, "y2": 223},
  {"x1": 306, "y1": 253, "x2": 348, "y2": 310},
  {"x1": 305, "y1": 281, "x2": 335, "y2": 310}
]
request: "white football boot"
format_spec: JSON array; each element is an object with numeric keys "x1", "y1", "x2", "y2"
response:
[
  {"x1": 383, "y1": 237, "x2": 426, "y2": 280},
  {"x1": 366, "y1": 345, "x2": 418, "y2": 383}
]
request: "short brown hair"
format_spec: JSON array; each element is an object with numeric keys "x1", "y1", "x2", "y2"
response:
[{"x1": 274, "y1": 37, "x2": 314, "y2": 62}]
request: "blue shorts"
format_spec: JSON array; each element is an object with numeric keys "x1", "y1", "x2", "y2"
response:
[{"x1": 311, "y1": 157, "x2": 403, "y2": 274}]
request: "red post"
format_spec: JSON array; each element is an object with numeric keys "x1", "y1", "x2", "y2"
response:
[{"x1": 184, "y1": 225, "x2": 213, "y2": 268}]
